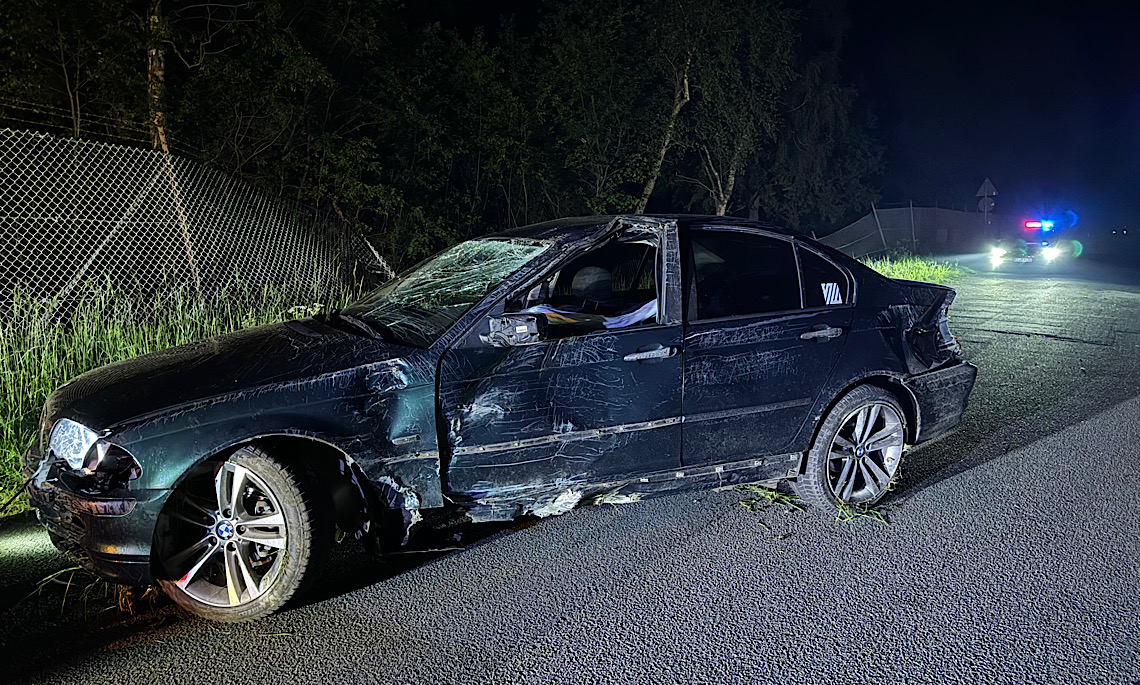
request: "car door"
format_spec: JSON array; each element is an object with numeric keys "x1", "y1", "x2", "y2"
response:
[
  {"x1": 438, "y1": 221, "x2": 684, "y2": 510},
  {"x1": 681, "y1": 226, "x2": 853, "y2": 467}
]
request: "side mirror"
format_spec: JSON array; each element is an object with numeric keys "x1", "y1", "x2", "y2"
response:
[{"x1": 481, "y1": 313, "x2": 548, "y2": 347}]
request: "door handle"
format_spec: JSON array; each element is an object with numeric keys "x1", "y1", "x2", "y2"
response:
[
  {"x1": 623, "y1": 345, "x2": 678, "y2": 362},
  {"x1": 800, "y1": 325, "x2": 843, "y2": 342}
]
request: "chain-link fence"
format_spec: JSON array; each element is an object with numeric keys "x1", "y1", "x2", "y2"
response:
[
  {"x1": 818, "y1": 204, "x2": 1012, "y2": 258},
  {"x1": 0, "y1": 128, "x2": 392, "y2": 311}
]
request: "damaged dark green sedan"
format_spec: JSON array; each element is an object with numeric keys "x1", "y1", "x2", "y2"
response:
[{"x1": 25, "y1": 215, "x2": 976, "y2": 621}]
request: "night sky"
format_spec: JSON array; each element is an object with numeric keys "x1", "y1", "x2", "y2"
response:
[
  {"x1": 417, "y1": 0, "x2": 1140, "y2": 231},
  {"x1": 847, "y1": 1, "x2": 1140, "y2": 230}
]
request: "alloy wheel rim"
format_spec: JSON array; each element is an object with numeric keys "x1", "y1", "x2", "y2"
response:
[
  {"x1": 162, "y1": 462, "x2": 289, "y2": 607},
  {"x1": 826, "y1": 402, "x2": 904, "y2": 504}
]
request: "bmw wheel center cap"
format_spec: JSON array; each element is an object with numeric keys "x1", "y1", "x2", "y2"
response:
[{"x1": 215, "y1": 520, "x2": 236, "y2": 540}]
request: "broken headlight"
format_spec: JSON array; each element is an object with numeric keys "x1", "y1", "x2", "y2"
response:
[
  {"x1": 48, "y1": 418, "x2": 142, "y2": 488},
  {"x1": 48, "y1": 418, "x2": 99, "y2": 469},
  {"x1": 81, "y1": 442, "x2": 142, "y2": 481}
]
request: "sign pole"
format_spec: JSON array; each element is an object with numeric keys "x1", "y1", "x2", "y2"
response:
[{"x1": 976, "y1": 177, "x2": 998, "y2": 239}]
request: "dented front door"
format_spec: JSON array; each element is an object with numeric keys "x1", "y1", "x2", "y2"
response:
[{"x1": 438, "y1": 222, "x2": 684, "y2": 517}]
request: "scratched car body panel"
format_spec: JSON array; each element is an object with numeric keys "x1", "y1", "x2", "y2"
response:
[{"x1": 24, "y1": 214, "x2": 977, "y2": 611}]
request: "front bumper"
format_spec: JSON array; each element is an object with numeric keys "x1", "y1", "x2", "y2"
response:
[
  {"x1": 904, "y1": 360, "x2": 978, "y2": 443},
  {"x1": 23, "y1": 446, "x2": 170, "y2": 586}
]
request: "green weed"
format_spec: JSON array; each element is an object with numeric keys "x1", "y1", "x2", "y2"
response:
[
  {"x1": 736, "y1": 483, "x2": 805, "y2": 534},
  {"x1": 0, "y1": 279, "x2": 360, "y2": 515},
  {"x1": 18, "y1": 565, "x2": 84, "y2": 611},
  {"x1": 860, "y1": 253, "x2": 966, "y2": 285},
  {"x1": 834, "y1": 502, "x2": 889, "y2": 527},
  {"x1": 736, "y1": 483, "x2": 804, "y2": 513}
]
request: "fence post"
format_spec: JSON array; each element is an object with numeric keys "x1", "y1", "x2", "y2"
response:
[
  {"x1": 871, "y1": 202, "x2": 887, "y2": 253},
  {"x1": 910, "y1": 200, "x2": 917, "y2": 252}
]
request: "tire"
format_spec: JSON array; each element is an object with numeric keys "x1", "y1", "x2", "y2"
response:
[
  {"x1": 154, "y1": 446, "x2": 332, "y2": 622},
  {"x1": 794, "y1": 385, "x2": 907, "y2": 513}
]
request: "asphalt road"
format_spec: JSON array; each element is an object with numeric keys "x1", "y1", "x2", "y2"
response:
[{"x1": 3, "y1": 264, "x2": 1140, "y2": 684}]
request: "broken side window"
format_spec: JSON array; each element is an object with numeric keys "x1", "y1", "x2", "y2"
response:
[
  {"x1": 350, "y1": 239, "x2": 549, "y2": 347},
  {"x1": 507, "y1": 238, "x2": 660, "y2": 336}
]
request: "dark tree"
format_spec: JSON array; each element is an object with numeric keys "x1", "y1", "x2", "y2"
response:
[{"x1": 0, "y1": 0, "x2": 883, "y2": 264}]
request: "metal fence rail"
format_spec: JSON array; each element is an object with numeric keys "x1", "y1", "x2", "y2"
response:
[{"x1": 0, "y1": 128, "x2": 390, "y2": 308}]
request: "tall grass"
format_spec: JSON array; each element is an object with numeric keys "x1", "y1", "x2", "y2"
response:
[
  {"x1": 1, "y1": 281, "x2": 355, "y2": 516},
  {"x1": 860, "y1": 253, "x2": 966, "y2": 285}
]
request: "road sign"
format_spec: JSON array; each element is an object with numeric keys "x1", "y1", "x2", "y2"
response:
[{"x1": 977, "y1": 178, "x2": 997, "y2": 226}]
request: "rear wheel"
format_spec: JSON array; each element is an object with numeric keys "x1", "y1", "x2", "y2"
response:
[
  {"x1": 154, "y1": 446, "x2": 330, "y2": 622},
  {"x1": 794, "y1": 385, "x2": 907, "y2": 512}
]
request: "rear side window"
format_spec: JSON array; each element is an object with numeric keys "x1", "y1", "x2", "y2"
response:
[
  {"x1": 798, "y1": 247, "x2": 850, "y2": 308},
  {"x1": 690, "y1": 230, "x2": 800, "y2": 319}
]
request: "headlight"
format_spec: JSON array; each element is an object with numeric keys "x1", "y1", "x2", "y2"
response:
[
  {"x1": 1042, "y1": 246, "x2": 1061, "y2": 262},
  {"x1": 82, "y1": 442, "x2": 142, "y2": 481},
  {"x1": 48, "y1": 418, "x2": 100, "y2": 470},
  {"x1": 990, "y1": 246, "x2": 1007, "y2": 258}
]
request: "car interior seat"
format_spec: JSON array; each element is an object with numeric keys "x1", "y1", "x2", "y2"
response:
[{"x1": 570, "y1": 266, "x2": 613, "y2": 313}]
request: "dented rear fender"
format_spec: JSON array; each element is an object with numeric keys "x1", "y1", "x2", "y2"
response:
[{"x1": 873, "y1": 280, "x2": 961, "y2": 375}]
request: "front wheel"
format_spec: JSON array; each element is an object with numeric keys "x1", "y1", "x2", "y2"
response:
[
  {"x1": 154, "y1": 446, "x2": 330, "y2": 622},
  {"x1": 794, "y1": 385, "x2": 907, "y2": 512}
]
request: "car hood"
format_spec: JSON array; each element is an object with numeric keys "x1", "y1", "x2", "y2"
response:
[{"x1": 43, "y1": 318, "x2": 418, "y2": 433}]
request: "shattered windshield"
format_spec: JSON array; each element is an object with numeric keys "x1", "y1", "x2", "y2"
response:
[{"x1": 347, "y1": 238, "x2": 549, "y2": 347}]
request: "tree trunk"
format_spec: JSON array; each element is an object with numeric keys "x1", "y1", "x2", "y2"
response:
[
  {"x1": 714, "y1": 165, "x2": 736, "y2": 216},
  {"x1": 148, "y1": 0, "x2": 202, "y2": 297},
  {"x1": 636, "y1": 57, "x2": 691, "y2": 213},
  {"x1": 147, "y1": 1, "x2": 168, "y2": 150},
  {"x1": 55, "y1": 22, "x2": 80, "y2": 137}
]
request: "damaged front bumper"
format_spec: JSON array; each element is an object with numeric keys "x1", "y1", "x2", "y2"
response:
[
  {"x1": 904, "y1": 360, "x2": 978, "y2": 443},
  {"x1": 23, "y1": 445, "x2": 169, "y2": 586}
]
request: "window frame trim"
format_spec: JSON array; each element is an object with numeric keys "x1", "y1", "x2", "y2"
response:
[
  {"x1": 683, "y1": 224, "x2": 806, "y2": 323},
  {"x1": 793, "y1": 241, "x2": 857, "y2": 311}
]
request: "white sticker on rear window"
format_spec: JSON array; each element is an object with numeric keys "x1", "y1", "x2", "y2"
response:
[{"x1": 821, "y1": 282, "x2": 842, "y2": 305}]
